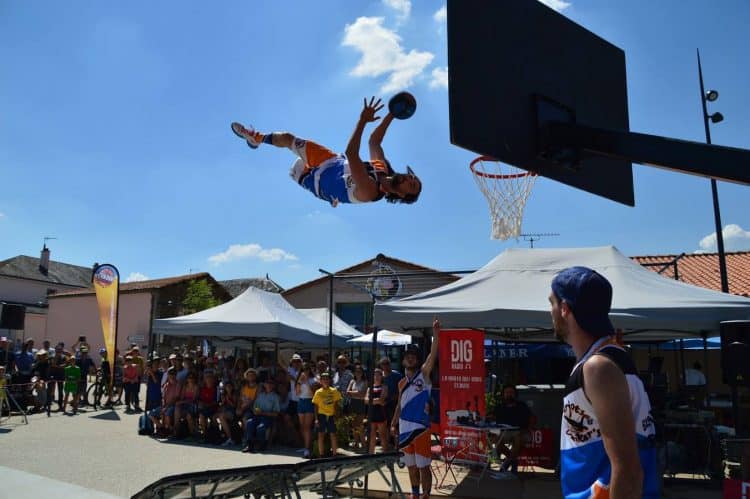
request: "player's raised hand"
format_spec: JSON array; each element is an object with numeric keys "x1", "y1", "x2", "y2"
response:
[
  {"x1": 433, "y1": 317, "x2": 441, "y2": 337},
  {"x1": 360, "y1": 96, "x2": 384, "y2": 123}
]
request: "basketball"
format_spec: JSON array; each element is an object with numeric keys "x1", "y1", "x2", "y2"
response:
[{"x1": 388, "y1": 91, "x2": 417, "y2": 120}]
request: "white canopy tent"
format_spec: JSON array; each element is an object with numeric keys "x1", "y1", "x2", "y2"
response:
[
  {"x1": 347, "y1": 330, "x2": 412, "y2": 346},
  {"x1": 374, "y1": 246, "x2": 750, "y2": 342},
  {"x1": 153, "y1": 287, "x2": 351, "y2": 347},
  {"x1": 298, "y1": 308, "x2": 363, "y2": 340}
]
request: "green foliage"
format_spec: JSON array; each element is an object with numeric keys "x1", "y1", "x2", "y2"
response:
[
  {"x1": 486, "y1": 391, "x2": 498, "y2": 416},
  {"x1": 181, "y1": 279, "x2": 220, "y2": 314}
]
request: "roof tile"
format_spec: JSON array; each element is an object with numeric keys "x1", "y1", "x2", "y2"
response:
[{"x1": 632, "y1": 251, "x2": 750, "y2": 297}]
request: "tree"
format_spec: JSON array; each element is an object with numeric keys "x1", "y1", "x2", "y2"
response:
[{"x1": 182, "y1": 279, "x2": 220, "y2": 314}]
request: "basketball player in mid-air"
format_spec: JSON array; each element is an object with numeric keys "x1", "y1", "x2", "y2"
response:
[{"x1": 231, "y1": 97, "x2": 421, "y2": 207}]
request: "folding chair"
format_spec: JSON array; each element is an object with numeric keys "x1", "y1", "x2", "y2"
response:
[{"x1": 432, "y1": 436, "x2": 466, "y2": 489}]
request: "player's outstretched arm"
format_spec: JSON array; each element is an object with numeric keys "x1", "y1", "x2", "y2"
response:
[
  {"x1": 421, "y1": 318, "x2": 441, "y2": 379},
  {"x1": 368, "y1": 112, "x2": 394, "y2": 162},
  {"x1": 346, "y1": 97, "x2": 383, "y2": 200}
]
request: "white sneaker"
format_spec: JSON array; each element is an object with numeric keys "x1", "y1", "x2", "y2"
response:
[
  {"x1": 230, "y1": 122, "x2": 261, "y2": 149},
  {"x1": 221, "y1": 438, "x2": 234, "y2": 447}
]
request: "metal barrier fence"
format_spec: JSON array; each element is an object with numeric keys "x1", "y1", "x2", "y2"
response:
[{"x1": 131, "y1": 452, "x2": 404, "y2": 499}]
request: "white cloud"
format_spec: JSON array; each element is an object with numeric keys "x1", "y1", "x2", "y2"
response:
[
  {"x1": 125, "y1": 272, "x2": 149, "y2": 282},
  {"x1": 434, "y1": 5, "x2": 447, "y2": 23},
  {"x1": 429, "y1": 67, "x2": 448, "y2": 89},
  {"x1": 539, "y1": 0, "x2": 571, "y2": 12},
  {"x1": 383, "y1": 0, "x2": 411, "y2": 22},
  {"x1": 0, "y1": 212, "x2": 5, "y2": 219},
  {"x1": 342, "y1": 16, "x2": 434, "y2": 93},
  {"x1": 208, "y1": 243, "x2": 299, "y2": 266},
  {"x1": 697, "y1": 224, "x2": 750, "y2": 252}
]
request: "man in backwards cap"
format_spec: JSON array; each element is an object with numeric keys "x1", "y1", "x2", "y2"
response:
[{"x1": 550, "y1": 267, "x2": 658, "y2": 499}]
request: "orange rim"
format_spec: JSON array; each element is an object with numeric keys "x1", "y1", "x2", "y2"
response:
[{"x1": 469, "y1": 156, "x2": 537, "y2": 179}]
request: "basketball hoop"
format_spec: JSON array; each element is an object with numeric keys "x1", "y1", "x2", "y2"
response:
[{"x1": 469, "y1": 156, "x2": 537, "y2": 240}]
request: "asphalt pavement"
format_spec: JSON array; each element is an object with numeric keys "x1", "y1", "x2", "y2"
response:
[{"x1": 0, "y1": 399, "x2": 303, "y2": 498}]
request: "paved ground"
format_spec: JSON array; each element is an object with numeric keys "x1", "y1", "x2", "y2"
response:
[
  {"x1": 0, "y1": 403, "x2": 302, "y2": 498},
  {"x1": 0, "y1": 397, "x2": 725, "y2": 499}
]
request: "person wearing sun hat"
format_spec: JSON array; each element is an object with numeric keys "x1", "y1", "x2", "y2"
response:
[{"x1": 549, "y1": 266, "x2": 658, "y2": 499}]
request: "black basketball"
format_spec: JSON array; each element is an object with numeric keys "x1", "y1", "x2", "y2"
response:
[{"x1": 388, "y1": 91, "x2": 417, "y2": 120}]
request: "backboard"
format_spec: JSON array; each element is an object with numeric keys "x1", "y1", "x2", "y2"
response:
[{"x1": 448, "y1": 0, "x2": 635, "y2": 205}]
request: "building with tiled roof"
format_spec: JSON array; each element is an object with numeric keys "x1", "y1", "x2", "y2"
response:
[
  {"x1": 220, "y1": 276, "x2": 284, "y2": 297},
  {"x1": 283, "y1": 254, "x2": 462, "y2": 332},
  {"x1": 632, "y1": 251, "x2": 750, "y2": 297},
  {"x1": 0, "y1": 245, "x2": 94, "y2": 341}
]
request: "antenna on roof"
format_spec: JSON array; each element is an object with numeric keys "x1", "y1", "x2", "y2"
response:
[
  {"x1": 43, "y1": 236, "x2": 57, "y2": 248},
  {"x1": 519, "y1": 233, "x2": 559, "y2": 248}
]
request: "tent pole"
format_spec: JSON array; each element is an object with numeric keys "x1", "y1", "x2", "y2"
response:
[
  {"x1": 318, "y1": 269, "x2": 335, "y2": 366},
  {"x1": 702, "y1": 331, "x2": 709, "y2": 390},
  {"x1": 274, "y1": 341, "x2": 279, "y2": 378},
  {"x1": 365, "y1": 326, "x2": 379, "y2": 494},
  {"x1": 679, "y1": 339, "x2": 686, "y2": 390}
]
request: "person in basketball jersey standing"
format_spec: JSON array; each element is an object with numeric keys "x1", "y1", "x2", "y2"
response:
[
  {"x1": 549, "y1": 267, "x2": 658, "y2": 499},
  {"x1": 231, "y1": 97, "x2": 422, "y2": 207},
  {"x1": 391, "y1": 319, "x2": 440, "y2": 499}
]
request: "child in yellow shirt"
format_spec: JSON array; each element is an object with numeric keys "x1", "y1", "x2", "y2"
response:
[{"x1": 312, "y1": 372, "x2": 342, "y2": 457}]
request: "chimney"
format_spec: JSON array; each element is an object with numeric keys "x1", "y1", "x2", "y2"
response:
[{"x1": 39, "y1": 244, "x2": 51, "y2": 275}]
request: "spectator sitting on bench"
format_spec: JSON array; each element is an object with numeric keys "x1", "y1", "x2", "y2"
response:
[
  {"x1": 243, "y1": 376, "x2": 280, "y2": 453},
  {"x1": 492, "y1": 384, "x2": 532, "y2": 474}
]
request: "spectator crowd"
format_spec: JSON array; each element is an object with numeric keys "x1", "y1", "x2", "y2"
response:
[{"x1": 1, "y1": 335, "x2": 407, "y2": 460}]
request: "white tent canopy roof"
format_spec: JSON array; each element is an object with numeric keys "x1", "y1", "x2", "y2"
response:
[
  {"x1": 374, "y1": 246, "x2": 750, "y2": 341},
  {"x1": 153, "y1": 287, "x2": 349, "y2": 347},
  {"x1": 347, "y1": 330, "x2": 412, "y2": 346},
  {"x1": 298, "y1": 308, "x2": 363, "y2": 339}
]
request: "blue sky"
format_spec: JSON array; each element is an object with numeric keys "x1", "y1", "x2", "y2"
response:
[{"x1": 1, "y1": 0, "x2": 749, "y2": 289}]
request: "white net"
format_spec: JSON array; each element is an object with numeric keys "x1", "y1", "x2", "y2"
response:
[{"x1": 470, "y1": 157, "x2": 537, "y2": 240}]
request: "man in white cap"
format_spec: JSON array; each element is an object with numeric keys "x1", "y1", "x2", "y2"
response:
[{"x1": 286, "y1": 354, "x2": 303, "y2": 417}]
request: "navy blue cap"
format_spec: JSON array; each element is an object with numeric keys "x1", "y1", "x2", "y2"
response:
[
  {"x1": 405, "y1": 344, "x2": 422, "y2": 359},
  {"x1": 551, "y1": 266, "x2": 614, "y2": 336}
]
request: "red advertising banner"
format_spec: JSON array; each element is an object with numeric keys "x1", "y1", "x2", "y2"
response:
[
  {"x1": 439, "y1": 329, "x2": 486, "y2": 463},
  {"x1": 724, "y1": 479, "x2": 750, "y2": 499},
  {"x1": 518, "y1": 428, "x2": 555, "y2": 468}
]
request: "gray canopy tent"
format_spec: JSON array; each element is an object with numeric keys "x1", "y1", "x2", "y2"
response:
[
  {"x1": 153, "y1": 287, "x2": 352, "y2": 348},
  {"x1": 375, "y1": 246, "x2": 750, "y2": 341}
]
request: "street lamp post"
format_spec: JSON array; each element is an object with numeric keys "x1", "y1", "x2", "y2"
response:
[{"x1": 697, "y1": 49, "x2": 729, "y2": 294}]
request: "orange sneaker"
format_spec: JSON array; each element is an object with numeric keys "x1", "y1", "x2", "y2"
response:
[{"x1": 231, "y1": 122, "x2": 262, "y2": 149}]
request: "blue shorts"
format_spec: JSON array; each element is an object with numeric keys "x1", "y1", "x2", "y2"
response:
[
  {"x1": 199, "y1": 406, "x2": 217, "y2": 418},
  {"x1": 298, "y1": 398, "x2": 314, "y2": 414},
  {"x1": 178, "y1": 403, "x2": 196, "y2": 416},
  {"x1": 148, "y1": 406, "x2": 162, "y2": 418},
  {"x1": 317, "y1": 414, "x2": 336, "y2": 433}
]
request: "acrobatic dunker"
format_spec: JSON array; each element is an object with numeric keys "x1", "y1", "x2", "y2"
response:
[{"x1": 231, "y1": 97, "x2": 422, "y2": 207}]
